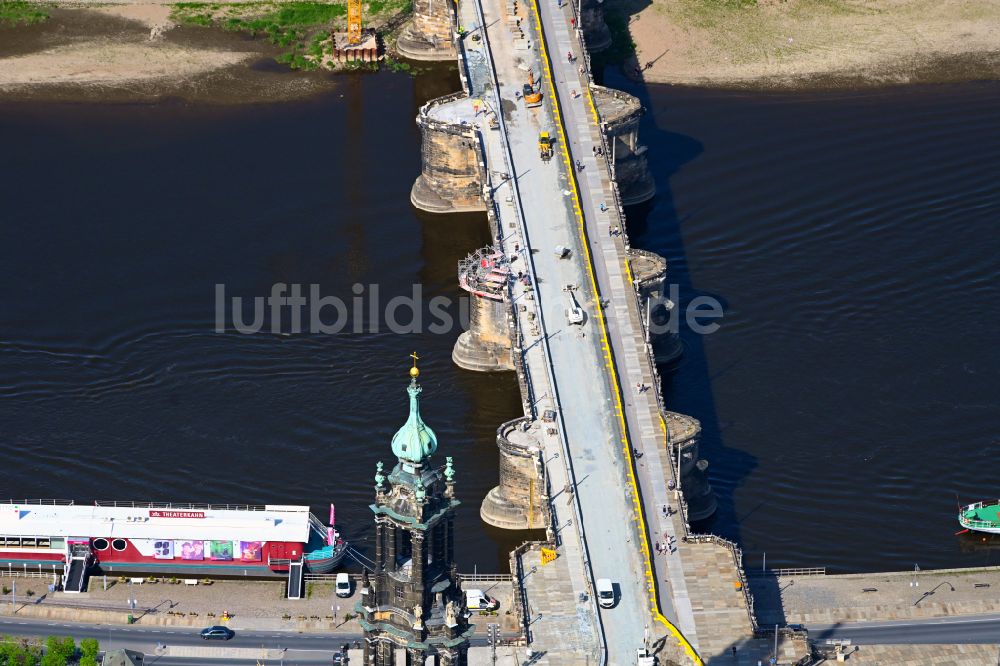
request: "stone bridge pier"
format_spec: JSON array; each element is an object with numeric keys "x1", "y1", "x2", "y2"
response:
[
  {"x1": 593, "y1": 85, "x2": 656, "y2": 206},
  {"x1": 629, "y1": 248, "x2": 683, "y2": 366},
  {"x1": 453, "y1": 246, "x2": 515, "y2": 372},
  {"x1": 410, "y1": 96, "x2": 487, "y2": 214},
  {"x1": 664, "y1": 411, "x2": 717, "y2": 522},
  {"x1": 396, "y1": 0, "x2": 457, "y2": 60},
  {"x1": 580, "y1": 0, "x2": 611, "y2": 52},
  {"x1": 480, "y1": 417, "x2": 550, "y2": 530}
]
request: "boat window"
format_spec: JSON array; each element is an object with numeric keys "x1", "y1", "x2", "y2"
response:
[
  {"x1": 4, "y1": 537, "x2": 20, "y2": 548},
  {"x1": 93, "y1": 538, "x2": 109, "y2": 551},
  {"x1": 111, "y1": 538, "x2": 128, "y2": 551},
  {"x1": 49, "y1": 538, "x2": 64, "y2": 550},
  {"x1": 21, "y1": 537, "x2": 36, "y2": 548},
  {"x1": 36, "y1": 538, "x2": 50, "y2": 548}
]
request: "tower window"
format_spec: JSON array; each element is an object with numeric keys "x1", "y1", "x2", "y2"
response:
[{"x1": 395, "y1": 585, "x2": 406, "y2": 603}]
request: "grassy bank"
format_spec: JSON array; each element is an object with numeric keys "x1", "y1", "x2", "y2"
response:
[
  {"x1": 0, "y1": 0, "x2": 49, "y2": 25},
  {"x1": 171, "y1": 0, "x2": 412, "y2": 69}
]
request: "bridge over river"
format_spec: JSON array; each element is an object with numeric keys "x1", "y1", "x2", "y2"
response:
[{"x1": 398, "y1": 0, "x2": 804, "y2": 663}]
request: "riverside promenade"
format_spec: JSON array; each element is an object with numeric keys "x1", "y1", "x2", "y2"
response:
[{"x1": 415, "y1": 0, "x2": 786, "y2": 660}]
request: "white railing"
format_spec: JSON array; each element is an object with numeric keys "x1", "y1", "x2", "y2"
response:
[
  {"x1": 93, "y1": 500, "x2": 267, "y2": 511},
  {"x1": 0, "y1": 499, "x2": 75, "y2": 506}
]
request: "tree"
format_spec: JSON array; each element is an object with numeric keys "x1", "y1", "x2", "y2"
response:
[
  {"x1": 41, "y1": 635, "x2": 75, "y2": 666},
  {"x1": 0, "y1": 634, "x2": 42, "y2": 665},
  {"x1": 79, "y1": 639, "x2": 99, "y2": 660}
]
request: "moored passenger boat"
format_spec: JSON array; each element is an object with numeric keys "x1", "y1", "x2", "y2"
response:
[
  {"x1": 959, "y1": 500, "x2": 1000, "y2": 535},
  {"x1": 0, "y1": 500, "x2": 347, "y2": 589}
]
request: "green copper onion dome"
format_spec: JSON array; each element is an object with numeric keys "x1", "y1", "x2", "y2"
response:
[{"x1": 391, "y1": 355, "x2": 438, "y2": 464}]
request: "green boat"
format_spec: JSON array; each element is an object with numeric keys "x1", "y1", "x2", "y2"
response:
[{"x1": 959, "y1": 501, "x2": 1000, "y2": 534}]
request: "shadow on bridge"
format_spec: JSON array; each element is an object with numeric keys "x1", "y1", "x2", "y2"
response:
[{"x1": 592, "y1": 61, "x2": 759, "y2": 553}]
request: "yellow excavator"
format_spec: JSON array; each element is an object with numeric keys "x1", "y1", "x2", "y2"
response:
[
  {"x1": 522, "y1": 69, "x2": 543, "y2": 108},
  {"x1": 538, "y1": 132, "x2": 553, "y2": 161}
]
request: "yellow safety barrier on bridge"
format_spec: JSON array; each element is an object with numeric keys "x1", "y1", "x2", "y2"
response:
[{"x1": 525, "y1": 0, "x2": 703, "y2": 662}]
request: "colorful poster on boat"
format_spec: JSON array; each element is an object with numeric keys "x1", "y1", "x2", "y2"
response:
[
  {"x1": 177, "y1": 540, "x2": 204, "y2": 560},
  {"x1": 209, "y1": 540, "x2": 233, "y2": 561},
  {"x1": 240, "y1": 541, "x2": 262, "y2": 562},
  {"x1": 153, "y1": 540, "x2": 174, "y2": 559}
]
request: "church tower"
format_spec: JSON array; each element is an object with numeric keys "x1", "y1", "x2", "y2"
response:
[{"x1": 358, "y1": 354, "x2": 472, "y2": 665}]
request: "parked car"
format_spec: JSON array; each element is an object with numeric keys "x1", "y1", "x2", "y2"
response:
[
  {"x1": 465, "y1": 589, "x2": 500, "y2": 611},
  {"x1": 336, "y1": 572, "x2": 352, "y2": 598},
  {"x1": 200, "y1": 626, "x2": 234, "y2": 640}
]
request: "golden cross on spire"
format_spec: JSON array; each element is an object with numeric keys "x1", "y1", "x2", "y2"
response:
[{"x1": 409, "y1": 351, "x2": 420, "y2": 378}]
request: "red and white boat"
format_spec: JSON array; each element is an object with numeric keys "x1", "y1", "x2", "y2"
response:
[{"x1": 0, "y1": 500, "x2": 347, "y2": 592}]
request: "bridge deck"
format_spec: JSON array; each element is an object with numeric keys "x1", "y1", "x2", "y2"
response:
[{"x1": 444, "y1": 0, "x2": 781, "y2": 659}]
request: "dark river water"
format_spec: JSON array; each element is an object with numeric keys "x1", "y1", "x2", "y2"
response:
[{"x1": 1, "y1": 66, "x2": 998, "y2": 574}]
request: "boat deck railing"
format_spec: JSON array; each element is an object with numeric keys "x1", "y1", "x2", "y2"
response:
[
  {"x1": 962, "y1": 517, "x2": 1000, "y2": 530},
  {"x1": 964, "y1": 500, "x2": 1000, "y2": 510},
  {"x1": 961, "y1": 501, "x2": 1000, "y2": 529},
  {"x1": 94, "y1": 500, "x2": 268, "y2": 512},
  {"x1": 1, "y1": 499, "x2": 76, "y2": 506}
]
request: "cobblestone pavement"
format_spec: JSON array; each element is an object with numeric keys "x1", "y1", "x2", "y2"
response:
[
  {"x1": 1, "y1": 575, "x2": 521, "y2": 635},
  {"x1": 0, "y1": 575, "x2": 362, "y2": 632},
  {"x1": 822, "y1": 643, "x2": 1000, "y2": 665},
  {"x1": 754, "y1": 567, "x2": 1000, "y2": 625},
  {"x1": 518, "y1": 545, "x2": 602, "y2": 664}
]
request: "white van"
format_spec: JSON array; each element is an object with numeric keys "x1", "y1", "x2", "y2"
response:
[
  {"x1": 596, "y1": 578, "x2": 615, "y2": 608},
  {"x1": 335, "y1": 573, "x2": 351, "y2": 598},
  {"x1": 465, "y1": 589, "x2": 500, "y2": 611}
]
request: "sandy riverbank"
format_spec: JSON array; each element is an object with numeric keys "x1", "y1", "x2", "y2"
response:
[
  {"x1": 0, "y1": 0, "x2": 421, "y2": 102},
  {"x1": 0, "y1": 6, "x2": 340, "y2": 102},
  {"x1": 621, "y1": 0, "x2": 1000, "y2": 88}
]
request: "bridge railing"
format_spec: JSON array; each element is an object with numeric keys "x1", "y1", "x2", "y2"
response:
[{"x1": 554, "y1": 4, "x2": 761, "y2": 641}]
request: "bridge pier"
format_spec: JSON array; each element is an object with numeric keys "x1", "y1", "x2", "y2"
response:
[
  {"x1": 396, "y1": 0, "x2": 457, "y2": 61},
  {"x1": 453, "y1": 246, "x2": 515, "y2": 372},
  {"x1": 664, "y1": 411, "x2": 717, "y2": 522},
  {"x1": 629, "y1": 249, "x2": 683, "y2": 366},
  {"x1": 579, "y1": 0, "x2": 611, "y2": 52},
  {"x1": 593, "y1": 86, "x2": 656, "y2": 206},
  {"x1": 411, "y1": 103, "x2": 486, "y2": 214},
  {"x1": 480, "y1": 417, "x2": 549, "y2": 530}
]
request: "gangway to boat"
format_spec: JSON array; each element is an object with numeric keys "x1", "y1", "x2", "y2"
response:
[
  {"x1": 63, "y1": 543, "x2": 91, "y2": 593},
  {"x1": 346, "y1": 546, "x2": 376, "y2": 571},
  {"x1": 287, "y1": 560, "x2": 304, "y2": 599}
]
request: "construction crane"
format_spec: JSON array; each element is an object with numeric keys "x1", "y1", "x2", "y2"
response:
[{"x1": 347, "y1": 0, "x2": 362, "y2": 45}]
